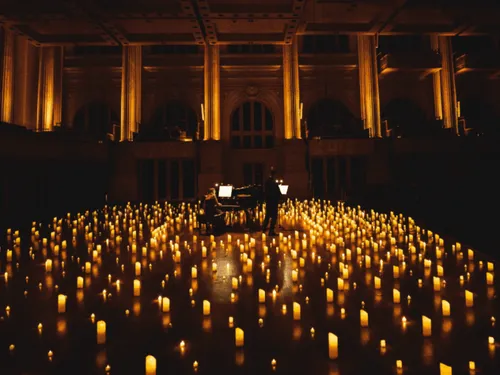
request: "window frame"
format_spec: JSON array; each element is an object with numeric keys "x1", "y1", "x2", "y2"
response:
[{"x1": 230, "y1": 101, "x2": 274, "y2": 149}]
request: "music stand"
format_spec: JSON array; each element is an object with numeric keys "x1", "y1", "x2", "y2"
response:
[{"x1": 218, "y1": 185, "x2": 233, "y2": 198}]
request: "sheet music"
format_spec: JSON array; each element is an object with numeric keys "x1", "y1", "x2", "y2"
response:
[
  {"x1": 218, "y1": 185, "x2": 233, "y2": 198},
  {"x1": 279, "y1": 185, "x2": 288, "y2": 195}
]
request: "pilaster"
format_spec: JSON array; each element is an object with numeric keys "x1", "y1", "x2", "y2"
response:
[
  {"x1": 283, "y1": 38, "x2": 301, "y2": 139},
  {"x1": 1, "y1": 28, "x2": 14, "y2": 123},
  {"x1": 431, "y1": 35, "x2": 458, "y2": 133},
  {"x1": 357, "y1": 35, "x2": 381, "y2": 138},
  {"x1": 203, "y1": 44, "x2": 220, "y2": 140},
  {"x1": 121, "y1": 45, "x2": 142, "y2": 141},
  {"x1": 36, "y1": 46, "x2": 63, "y2": 131}
]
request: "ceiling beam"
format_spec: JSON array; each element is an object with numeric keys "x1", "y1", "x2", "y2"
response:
[
  {"x1": 368, "y1": 0, "x2": 409, "y2": 34},
  {"x1": 284, "y1": 0, "x2": 307, "y2": 44},
  {"x1": 192, "y1": 0, "x2": 216, "y2": 44}
]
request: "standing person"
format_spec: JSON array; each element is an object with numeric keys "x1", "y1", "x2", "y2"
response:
[{"x1": 262, "y1": 167, "x2": 282, "y2": 236}]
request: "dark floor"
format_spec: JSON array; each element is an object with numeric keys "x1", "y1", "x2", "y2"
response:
[{"x1": 0, "y1": 201, "x2": 498, "y2": 375}]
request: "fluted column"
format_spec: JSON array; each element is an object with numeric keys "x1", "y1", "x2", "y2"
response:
[
  {"x1": 203, "y1": 44, "x2": 220, "y2": 140},
  {"x1": 357, "y1": 35, "x2": 381, "y2": 138},
  {"x1": 431, "y1": 35, "x2": 458, "y2": 133},
  {"x1": 121, "y1": 45, "x2": 142, "y2": 141},
  {"x1": 283, "y1": 38, "x2": 301, "y2": 139},
  {"x1": 1, "y1": 28, "x2": 15, "y2": 123},
  {"x1": 36, "y1": 46, "x2": 63, "y2": 131}
]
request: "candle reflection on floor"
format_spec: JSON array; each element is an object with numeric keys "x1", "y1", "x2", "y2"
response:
[{"x1": 0, "y1": 200, "x2": 498, "y2": 374}]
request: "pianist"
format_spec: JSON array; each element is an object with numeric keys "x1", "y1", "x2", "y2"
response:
[
  {"x1": 262, "y1": 168, "x2": 282, "y2": 236},
  {"x1": 199, "y1": 188, "x2": 226, "y2": 233}
]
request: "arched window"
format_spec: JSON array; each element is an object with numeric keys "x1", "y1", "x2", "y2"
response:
[
  {"x1": 146, "y1": 101, "x2": 199, "y2": 140},
  {"x1": 72, "y1": 102, "x2": 119, "y2": 140},
  {"x1": 231, "y1": 101, "x2": 274, "y2": 148},
  {"x1": 307, "y1": 99, "x2": 361, "y2": 139}
]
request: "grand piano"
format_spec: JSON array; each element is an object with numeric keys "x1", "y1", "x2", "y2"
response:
[{"x1": 217, "y1": 184, "x2": 263, "y2": 228}]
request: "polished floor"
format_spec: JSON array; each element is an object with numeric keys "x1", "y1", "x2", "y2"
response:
[{"x1": 0, "y1": 201, "x2": 498, "y2": 375}]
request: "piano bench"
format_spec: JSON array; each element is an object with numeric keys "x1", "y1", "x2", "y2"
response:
[{"x1": 197, "y1": 213, "x2": 225, "y2": 235}]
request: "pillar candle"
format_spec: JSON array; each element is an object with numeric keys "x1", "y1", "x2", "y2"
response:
[
  {"x1": 328, "y1": 332, "x2": 338, "y2": 359},
  {"x1": 393, "y1": 289, "x2": 400, "y2": 304},
  {"x1": 465, "y1": 290, "x2": 473, "y2": 307},
  {"x1": 135, "y1": 262, "x2": 141, "y2": 276},
  {"x1": 203, "y1": 300, "x2": 210, "y2": 315},
  {"x1": 191, "y1": 267, "x2": 197, "y2": 279},
  {"x1": 45, "y1": 259, "x2": 53, "y2": 272},
  {"x1": 393, "y1": 265, "x2": 400, "y2": 279},
  {"x1": 433, "y1": 276, "x2": 441, "y2": 292},
  {"x1": 145, "y1": 355, "x2": 156, "y2": 375},
  {"x1": 232, "y1": 277, "x2": 238, "y2": 290},
  {"x1": 326, "y1": 288, "x2": 334, "y2": 303},
  {"x1": 293, "y1": 302, "x2": 301, "y2": 320},
  {"x1": 486, "y1": 272, "x2": 494, "y2": 285},
  {"x1": 201, "y1": 246, "x2": 207, "y2": 258},
  {"x1": 292, "y1": 270, "x2": 298, "y2": 282},
  {"x1": 258, "y1": 289, "x2": 265, "y2": 303},
  {"x1": 360, "y1": 309, "x2": 369, "y2": 327},
  {"x1": 374, "y1": 276, "x2": 381, "y2": 289},
  {"x1": 57, "y1": 294, "x2": 66, "y2": 313},
  {"x1": 85, "y1": 262, "x2": 91, "y2": 274},
  {"x1": 97, "y1": 320, "x2": 106, "y2": 344},
  {"x1": 365, "y1": 255, "x2": 371, "y2": 268},
  {"x1": 337, "y1": 278, "x2": 344, "y2": 290},
  {"x1": 442, "y1": 300, "x2": 450, "y2": 316},
  {"x1": 235, "y1": 327, "x2": 244, "y2": 347},
  {"x1": 440, "y1": 363, "x2": 452, "y2": 375},
  {"x1": 228, "y1": 316, "x2": 234, "y2": 328},
  {"x1": 437, "y1": 265, "x2": 444, "y2": 277},
  {"x1": 77, "y1": 276, "x2": 84, "y2": 289},
  {"x1": 422, "y1": 316, "x2": 432, "y2": 337},
  {"x1": 162, "y1": 297, "x2": 170, "y2": 313},
  {"x1": 134, "y1": 279, "x2": 141, "y2": 297}
]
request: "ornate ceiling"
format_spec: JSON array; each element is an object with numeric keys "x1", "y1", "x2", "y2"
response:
[{"x1": 0, "y1": 0, "x2": 499, "y2": 47}]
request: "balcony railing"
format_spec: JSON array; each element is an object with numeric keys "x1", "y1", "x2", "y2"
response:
[
  {"x1": 455, "y1": 53, "x2": 500, "y2": 78},
  {"x1": 378, "y1": 51, "x2": 442, "y2": 76}
]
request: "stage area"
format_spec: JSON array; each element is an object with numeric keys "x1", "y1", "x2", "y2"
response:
[{"x1": 0, "y1": 201, "x2": 498, "y2": 374}]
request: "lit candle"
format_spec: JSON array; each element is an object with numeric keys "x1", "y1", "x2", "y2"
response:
[
  {"x1": 258, "y1": 289, "x2": 266, "y2": 303},
  {"x1": 162, "y1": 297, "x2": 170, "y2": 313},
  {"x1": 442, "y1": 300, "x2": 451, "y2": 316},
  {"x1": 486, "y1": 272, "x2": 494, "y2": 286},
  {"x1": 488, "y1": 336, "x2": 495, "y2": 345},
  {"x1": 97, "y1": 320, "x2": 106, "y2": 344},
  {"x1": 135, "y1": 262, "x2": 141, "y2": 276},
  {"x1": 393, "y1": 289, "x2": 400, "y2": 304},
  {"x1": 360, "y1": 309, "x2": 369, "y2": 327},
  {"x1": 145, "y1": 355, "x2": 156, "y2": 375},
  {"x1": 374, "y1": 276, "x2": 381, "y2": 289},
  {"x1": 433, "y1": 276, "x2": 441, "y2": 292},
  {"x1": 440, "y1": 363, "x2": 452, "y2": 375},
  {"x1": 77, "y1": 276, "x2": 84, "y2": 289},
  {"x1": 134, "y1": 279, "x2": 141, "y2": 296},
  {"x1": 465, "y1": 290, "x2": 473, "y2": 307},
  {"x1": 422, "y1": 315, "x2": 432, "y2": 337},
  {"x1": 293, "y1": 302, "x2": 301, "y2": 320},
  {"x1": 203, "y1": 300, "x2": 210, "y2": 316},
  {"x1": 326, "y1": 288, "x2": 334, "y2": 303},
  {"x1": 469, "y1": 361, "x2": 475, "y2": 372},
  {"x1": 191, "y1": 267, "x2": 197, "y2": 279},
  {"x1": 396, "y1": 360, "x2": 402, "y2": 369},
  {"x1": 228, "y1": 316, "x2": 234, "y2": 328},
  {"x1": 232, "y1": 277, "x2": 239, "y2": 290},
  {"x1": 45, "y1": 259, "x2": 53, "y2": 272},
  {"x1": 328, "y1": 332, "x2": 338, "y2": 359},
  {"x1": 235, "y1": 327, "x2": 244, "y2": 347},
  {"x1": 57, "y1": 294, "x2": 67, "y2": 313}
]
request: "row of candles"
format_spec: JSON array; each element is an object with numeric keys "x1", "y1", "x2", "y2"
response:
[{"x1": 1, "y1": 200, "x2": 498, "y2": 374}]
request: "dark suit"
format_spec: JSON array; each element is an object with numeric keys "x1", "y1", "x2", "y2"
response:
[{"x1": 262, "y1": 176, "x2": 282, "y2": 234}]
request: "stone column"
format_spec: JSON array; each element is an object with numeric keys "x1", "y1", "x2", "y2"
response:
[
  {"x1": 357, "y1": 35, "x2": 381, "y2": 138},
  {"x1": 36, "y1": 46, "x2": 63, "y2": 131},
  {"x1": 431, "y1": 35, "x2": 458, "y2": 133},
  {"x1": 121, "y1": 45, "x2": 142, "y2": 141},
  {"x1": 203, "y1": 44, "x2": 220, "y2": 140},
  {"x1": 283, "y1": 37, "x2": 301, "y2": 139},
  {"x1": 1, "y1": 28, "x2": 14, "y2": 123}
]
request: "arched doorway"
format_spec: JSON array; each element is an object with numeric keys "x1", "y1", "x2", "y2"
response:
[
  {"x1": 72, "y1": 102, "x2": 119, "y2": 140},
  {"x1": 307, "y1": 99, "x2": 360, "y2": 138},
  {"x1": 146, "y1": 101, "x2": 199, "y2": 140},
  {"x1": 230, "y1": 101, "x2": 274, "y2": 148},
  {"x1": 382, "y1": 98, "x2": 430, "y2": 137},
  {"x1": 460, "y1": 98, "x2": 499, "y2": 135}
]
